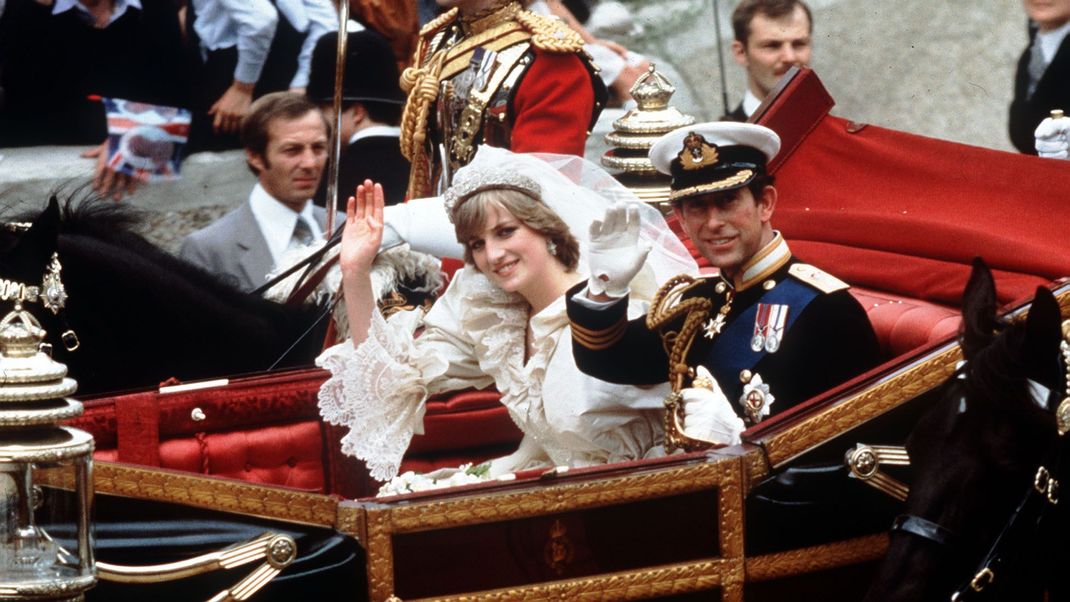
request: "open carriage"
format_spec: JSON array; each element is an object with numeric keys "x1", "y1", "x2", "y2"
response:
[{"x1": 10, "y1": 69, "x2": 1070, "y2": 600}]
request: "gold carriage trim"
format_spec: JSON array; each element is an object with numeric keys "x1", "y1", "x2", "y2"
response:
[
  {"x1": 669, "y1": 170, "x2": 754, "y2": 201},
  {"x1": 570, "y1": 317, "x2": 627, "y2": 350}
]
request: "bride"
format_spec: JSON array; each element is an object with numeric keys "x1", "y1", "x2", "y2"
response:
[{"x1": 316, "y1": 147, "x2": 698, "y2": 493}]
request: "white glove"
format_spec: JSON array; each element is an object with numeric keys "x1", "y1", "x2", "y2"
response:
[
  {"x1": 1034, "y1": 115, "x2": 1070, "y2": 160},
  {"x1": 587, "y1": 203, "x2": 651, "y2": 298},
  {"x1": 680, "y1": 366, "x2": 745, "y2": 446}
]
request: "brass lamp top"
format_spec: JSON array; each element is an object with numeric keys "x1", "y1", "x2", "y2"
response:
[
  {"x1": 602, "y1": 64, "x2": 694, "y2": 205},
  {"x1": 610, "y1": 65, "x2": 695, "y2": 135},
  {"x1": 0, "y1": 306, "x2": 80, "y2": 426}
]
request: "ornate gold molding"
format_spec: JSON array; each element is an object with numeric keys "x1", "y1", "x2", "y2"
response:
[
  {"x1": 364, "y1": 457, "x2": 748, "y2": 601},
  {"x1": 409, "y1": 559, "x2": 731, "y2": 601},
  {"x1": 750, "y1": 282, "x2": 1070, "y2": 481},
  {"x1": 38, "y1": 462, "x2": 339, "y2": 527},
  {"x1": 755, "y1": 342, "x2": 962, "y2": 474},
  {"x1": 382, "y1": 459, "x2": 740, "y2": 533},
  {"x1": 745, "y1": 533, "x2": 889, "y2": 582}
]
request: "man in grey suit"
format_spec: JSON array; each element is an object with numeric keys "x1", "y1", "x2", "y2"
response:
[{"x1": 181, "y1": 92, "x2": 336, "y2": 292}]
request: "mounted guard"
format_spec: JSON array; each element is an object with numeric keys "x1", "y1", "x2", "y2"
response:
[{"x1": 399, "y1": 0, "x2": 607, "y2": 197}]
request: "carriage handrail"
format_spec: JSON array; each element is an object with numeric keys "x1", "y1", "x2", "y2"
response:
[
  {"x1": 97, "y1": 531, "x2": 296, "y2": 601},
  {"x1": 845, "y1": 443, "x2": 910, "y2": 502}
]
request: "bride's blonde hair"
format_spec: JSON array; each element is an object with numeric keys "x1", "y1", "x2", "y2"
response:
[{"x1": 452, "y1": 188, "x2": 580, "y2": 270}]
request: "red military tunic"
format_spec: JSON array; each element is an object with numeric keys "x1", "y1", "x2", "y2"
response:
[{"x1": 399, "y1": 1, "x2": 606, "y2": 197}]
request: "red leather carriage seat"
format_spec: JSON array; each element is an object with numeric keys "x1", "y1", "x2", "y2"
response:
[{"x1": 849, "y1": 287, "x2": 960, "y2": 359}]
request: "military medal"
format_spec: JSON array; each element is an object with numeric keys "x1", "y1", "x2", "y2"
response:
[
  {"x1": 704, "y1": 287, "x2": 733, "y2": 340},
  {"x1": 752, "y1": 303, "x2": 789, "y2": 353},
  {"x1": 739, "y1": 371, "x2": 775, "y2": 425}
]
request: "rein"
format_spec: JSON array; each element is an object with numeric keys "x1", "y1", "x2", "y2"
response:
[
  {"x1": 250, "y1": 223, "x2": 344, "y2": 301},
  {"x1": 893, "y1": 337, "x2": 1070, "y2": 600},
  {"x1": 891, "y1": 444, "x2": 1066, "y2": 600}
]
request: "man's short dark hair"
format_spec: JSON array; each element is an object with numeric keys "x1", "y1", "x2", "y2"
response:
[
  {"x1": 241, "y1": 92, "x2": 331, "y2": 174},
  {"x1": 731, "y1": 0, "x2": 813, "y2": 46},
  {"x1": 334, "y1": 100, "x2": 402, "y2": 126}
]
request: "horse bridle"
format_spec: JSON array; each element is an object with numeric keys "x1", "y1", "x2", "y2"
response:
[
  {"x1": 0, "y1": 250, "x2": 79, "y2": 351},
  {"x1": 892, "y1": 330, "x2": 1070, "y2": 601}
]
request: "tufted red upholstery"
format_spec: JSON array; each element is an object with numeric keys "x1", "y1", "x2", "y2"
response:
[{"x1": 68, "y1": 371, "x2": 515, "y2": 498}]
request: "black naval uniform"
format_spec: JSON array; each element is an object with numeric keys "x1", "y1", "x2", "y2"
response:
[{"x1": 567, "y1": 249, "x2": 880, "y2": 417}]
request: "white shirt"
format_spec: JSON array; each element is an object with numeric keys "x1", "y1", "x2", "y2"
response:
[
  {"x1": 191, "y1": 0, "x2": 278, "y2": 84},
  {"x1": 1037, "y1": 20, "x2": 1070, "y2": 65},
  {"x1": 248, "y1": 183, "x2": 323, "y2": 266},
  {"x1": 742, "y1": 88, "x2": 762, "y2": 118},
  {"x1": 349, "y1": 124, "x2": 401, "y2": 145},
  {"x1": 192, "y1": 0, "x2": 336, "y2": 88},
  {"x1": 52, "y1": 0, "x2": 141, "y2": 26},
  {"x1": 287, "y1": 0, "x2": 338, "y2": 89}
]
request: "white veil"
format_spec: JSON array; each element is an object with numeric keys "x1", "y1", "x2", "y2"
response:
[{"x1": 443, "y1": 146, "x2": 698, "y2": 298}]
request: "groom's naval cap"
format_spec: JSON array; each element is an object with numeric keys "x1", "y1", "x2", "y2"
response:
[{"x1": 650, "y1": 122, "x2": 781, "y2": 202}]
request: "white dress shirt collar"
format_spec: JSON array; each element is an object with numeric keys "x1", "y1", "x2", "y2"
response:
[
  {"x1": 248, "y1": 183, "x2": 322, "y2": 266},
  {"x1": 53, "y1": 0, "x2": 141, "y2": 26},
  {"x1": 349, "y1": 124, "x2": 401, "y2": 145},
  {"x1": 742, "y1": 89, "x2": 763, "y2": 118},
  {"x1": 1037, "y1": 20, "x2": 1070, "y2": 64}
]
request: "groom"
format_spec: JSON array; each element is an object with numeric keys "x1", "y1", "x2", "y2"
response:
[{"x1": 566, "y1": 122, "x2": 880, "y2": 445}]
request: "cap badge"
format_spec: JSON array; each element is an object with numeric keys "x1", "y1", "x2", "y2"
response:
[{"x1": 679, "y1": 132, "x2": 719, "y2": 171}]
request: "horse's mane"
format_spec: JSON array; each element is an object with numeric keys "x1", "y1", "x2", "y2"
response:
[
  {"x1": 0, "y1": 191, "x2": 328, "y2": 393},
  {"x1": 30, "y1": 193, "x2": 287, "y2": 310}
]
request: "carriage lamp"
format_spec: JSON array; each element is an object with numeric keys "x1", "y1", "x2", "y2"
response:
[
  {"x1": 0, "y1": 303, "x2": 298, "y2": 601},
  {"x1": 0, "y1": 305, "x2": 94, "y2": 601},
  {"x1": 600, "y1": 65, "x2": 695, "y2": 208}
]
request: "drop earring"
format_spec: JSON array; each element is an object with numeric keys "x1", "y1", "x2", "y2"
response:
[{"x1": 547, "y1": 240, "x2": 558, "y2": 256}]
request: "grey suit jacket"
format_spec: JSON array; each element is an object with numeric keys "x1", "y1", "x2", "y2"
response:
[{"x1": 179, "y1": 200, "x2": 338, "y2": 292}]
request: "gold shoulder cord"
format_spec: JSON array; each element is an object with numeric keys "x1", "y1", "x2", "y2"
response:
[
  {"x1": 646, "y1": 275, "x2": 711, "y2": 391},
  {"x1": 400, "y1": 9, "x2": 457, "y2": 198},
  {"x1": 646, "y1": 275, "x2": 721, "y2": 453}
]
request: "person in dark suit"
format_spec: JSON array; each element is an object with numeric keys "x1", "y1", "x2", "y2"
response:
[
  {"x1": 567, "y1": 122, "x2": 879, "y2": 448},
  {"x1": 180, "y1": 92, "x2": 339, "y2": 291},
  {"x1": 722, "y1": 0, "x2": 812, "y2": 122},
  {"x1": 306, "y1": 29, "x2": 409, "y2": 207},
  {"x1": 1009, "y1": 0, "x2": 1070, "y2": 154}
]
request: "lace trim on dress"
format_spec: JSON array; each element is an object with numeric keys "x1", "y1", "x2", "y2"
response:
[{"x1": 316, "y1": 308, "x2": 445, "y2": 481}]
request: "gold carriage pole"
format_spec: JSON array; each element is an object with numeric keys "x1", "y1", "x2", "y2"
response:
[{"x1": 325, "y1": 0, "x2": 351, "y2": 237}]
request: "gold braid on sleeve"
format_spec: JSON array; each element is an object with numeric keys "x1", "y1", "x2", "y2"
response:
[
  {"x1": 645, "y1": 275, "x2": 718, "y2": 452},
  {"x1": 514, "y1": 10, "x2": 585, "y2": 53}
]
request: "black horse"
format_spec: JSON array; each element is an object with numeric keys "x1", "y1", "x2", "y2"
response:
[
  {"x1": 0, "y1": 196, "x2": 330, "y2": 395},
  {"x1": 864, "y1": 259, "x2": 1068, "y2": 601}
]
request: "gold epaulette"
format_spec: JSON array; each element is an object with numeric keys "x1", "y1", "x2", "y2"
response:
[
  {"x1": 788, "y1": 263, "x2": 849, "y2": 294},
  {"x1": 515, "y1": 10, "x2": 585, "y2": 53},
  {"x1": 419, "y1": 7, "x2": 458, "y2": 38}
]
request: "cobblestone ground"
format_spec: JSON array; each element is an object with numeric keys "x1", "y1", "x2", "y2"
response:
[{"x1": 139, "y1": 205, "x2": 231, "y2": 255}]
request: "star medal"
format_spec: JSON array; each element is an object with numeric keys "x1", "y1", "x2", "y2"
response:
[
  {"x1": 739, "y1": 371, "x2": 775, "y2": 425},
  {"x1": 704, "y1": 287, "x2": 733, "y2": 340}
]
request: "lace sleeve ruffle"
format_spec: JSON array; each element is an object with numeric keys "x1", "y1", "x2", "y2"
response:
[{"x1": 316, "y1": 308, "x2": 448, "y2": 481}]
